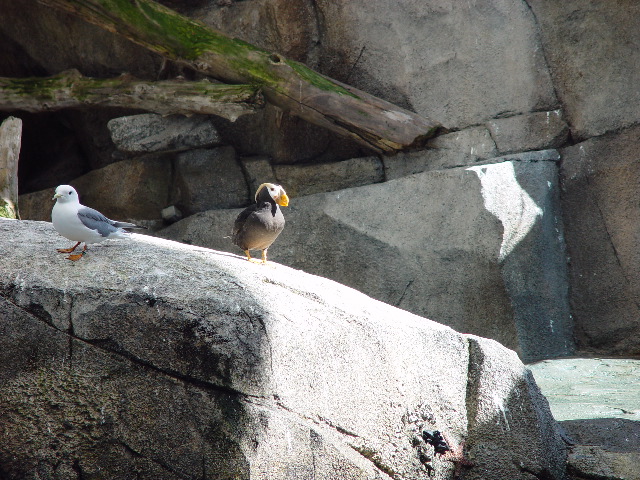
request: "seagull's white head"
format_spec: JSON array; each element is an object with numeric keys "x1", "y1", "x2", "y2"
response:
[{"x1": 53, "y1": 185, "x2": 80, "y2": 204}]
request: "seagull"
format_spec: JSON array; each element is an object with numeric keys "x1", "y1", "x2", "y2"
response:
[
  {"x1": 232, "y1": 183, "x2": 289, "y2": 264},
  {"x1": 51, "y1": 184, "x2": 145, "y2": 261}
]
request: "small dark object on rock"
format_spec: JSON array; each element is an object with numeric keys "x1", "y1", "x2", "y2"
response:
[
  {"x1": 418, "y1": 448, "x2": 434, "y2": 476},
  {"x1": 417, "y1": 446, "x2": 432, "y2": 465},
  {"x1": 422, "y1": 430, "x2": 451, "y2": 455}
]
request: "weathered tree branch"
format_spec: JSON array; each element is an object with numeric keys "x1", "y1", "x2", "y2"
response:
[
  {"x1": 0, "y1": 116, "x2": 22, "y2": 219},
  {"x1": 37, "y1": 0, "x2": 441, "y2": 153},
  {"x1": 0, "y1": 70, "x2": 263, "y2": 121}
]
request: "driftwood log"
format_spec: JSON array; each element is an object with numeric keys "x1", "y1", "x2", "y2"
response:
[
  {"x1": 0, "y1": 116, "x2": 22, "y2": 219},
  {"x1": 0, "y1": 70, "x2": 263, "y2": 122},
  {"x1": 37, "y1": 0, "x2": 441, "y2": 153}
]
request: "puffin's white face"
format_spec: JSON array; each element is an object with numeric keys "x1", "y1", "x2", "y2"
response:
[
  {"x1": 256, "y1": 183, "x2": 289, "y2": 207},
  {"x1": 52, "y1": 185, "x2": 79, "y2": 204}
]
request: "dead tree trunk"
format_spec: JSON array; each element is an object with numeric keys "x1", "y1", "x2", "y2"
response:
[
  {"x1": 0, "y1": 70, "x2": 263, "y2": 121},
  {"x1": 37, "y1": 0, "x2": 441, "y2": 153},
  {"x1": 0, "y1": 116, "x2": 22, "y2": 219}
]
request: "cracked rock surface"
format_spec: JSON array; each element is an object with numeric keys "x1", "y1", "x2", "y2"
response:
[{"x1": 0, "y1": 219, "x2": 567, "y2": 479}]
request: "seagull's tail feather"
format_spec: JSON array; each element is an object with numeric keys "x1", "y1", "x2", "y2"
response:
[{"x1": 113, "y1": 221, "x2": 147, "y2": 230}]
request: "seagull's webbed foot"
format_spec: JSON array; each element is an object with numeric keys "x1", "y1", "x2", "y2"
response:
[
  {"x1": 57, "y1": 241, "x2": 81, "y2": 253},
  {"x1": 66, "y1": 245, "x2": 87, "y2": 261}
]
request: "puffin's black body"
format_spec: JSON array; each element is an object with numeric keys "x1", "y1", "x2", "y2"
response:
[{"x1": 232, "y1": 183, "x2": 289, "y2": 263}]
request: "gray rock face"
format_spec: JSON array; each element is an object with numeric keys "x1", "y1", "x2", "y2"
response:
[
  {"x1": 240, "y1": 156, "x2": 278, "y2": 196},
  {"x1": 273, "y1": 156, "x2": 384, "y2": 197},
  {"x1": 568, "y1": 447, "x2": 640, "y2": 480},
  {"x1": 0, "y1": 0, "x2": 161, "y2": 79},
  {"x1": 173, "y1": 146, "x2": 250, "y2": 213},
  {"x1": 158, "y1": 149, "x2": 574, "y2": 362},
  {"x1": 0, "y1": 219, "x2": 566, "y2": 479},
  {"x1": 108, "y1": 114, "x2": 222, "y2": 154},
  {"x1": 19, "y1": 155, "x2": 173, "y2": 224},
  {"x1": 314, "y1": 0, "x2": 557, "y2": 129},
  {"x1": 528, "y1": 0, "x2": 640, "y2": 140},
  {"x1": 19, "y1": 147, "x2": 251, "y2": 226},
  {"x1": 384, "y1": 127, "x2": 498, "y2": 181},
  {"x1": 16, "y1": 187, "x2": 52, "y2": 222},
  {"x1": 560, "y1": 125, "x2": 640, "y2": 356},
  {"x1": 487, "y1": 110, "x2": 570, "y2": 155}
]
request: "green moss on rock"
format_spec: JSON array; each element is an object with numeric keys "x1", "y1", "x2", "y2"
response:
[{"x1": 0, "y1": 202, "x2": 17, "y2": 219}]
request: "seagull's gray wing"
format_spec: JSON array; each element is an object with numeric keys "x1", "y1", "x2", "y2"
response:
[
  {"x1": 112, "y1": 220, "x2": 144, "y2": 229},
  {"x1": 77, "y1": 207, "x2": 119, "y2": 237}
]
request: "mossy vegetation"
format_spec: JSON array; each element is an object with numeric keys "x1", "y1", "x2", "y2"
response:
[
  {"x1": 33, "y1": 0, "x2": 441, "y2": 152},
  {"x1": 0, "y1": 202, "x2": 17, "y2": 219},
  {"x1": 286, "y1": 60, "x2": 359, "y2": 98},
  {"x1": 0, "y1": 72, "x2": 262, "y2": 119},
  {"x1": 85, "y1": 0, "x2": 260, "y2": 61},
  {"x1": 50, "y1": 0, "x2": 364, "y2": 95},
  {"x1": 3, "y1": 76, "x2": 66, "y2": 100}
]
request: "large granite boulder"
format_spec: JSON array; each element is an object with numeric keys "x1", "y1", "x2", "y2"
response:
[
  {"x1": 560, "y1": 125, "x2": 640, "y2": 356},
  {"x1": 158, "y1": 149, "x2": 574, "y2": 362},
  {"x1": 0, "y1": 219, "x2": 567, "y2": 479}
]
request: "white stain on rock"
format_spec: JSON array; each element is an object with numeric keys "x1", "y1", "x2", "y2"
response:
[{"x1": 467, "y1": 161, "x2": 543, "y2": 261}]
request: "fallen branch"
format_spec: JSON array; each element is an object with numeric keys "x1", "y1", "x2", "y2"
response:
[
  {"x1": 0, "y1": 70, "x2": 263, "y2": 121},
  {"x1": 37, "y1": 0, "x2": 441, "y2": 153}
]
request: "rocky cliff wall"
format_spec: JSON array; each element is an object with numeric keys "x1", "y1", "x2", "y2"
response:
[{"x1": 3, "y1": 0, "x2": 640, "y2": 358}]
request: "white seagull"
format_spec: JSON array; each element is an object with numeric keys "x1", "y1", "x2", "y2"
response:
[{"x1": 51, "y1": 184, "x2": 145, "y2": 261}]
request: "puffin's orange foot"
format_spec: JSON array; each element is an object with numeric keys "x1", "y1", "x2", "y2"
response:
[
  {"x1": 244, "y1": 250, "x2": 262, "y2": 263},
  {"x1": 57, "y1": 242, "x2": 81, "y2": 253}
]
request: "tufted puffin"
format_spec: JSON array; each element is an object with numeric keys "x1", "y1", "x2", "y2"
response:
[{"x1": 232, "y1": 183, "x2": 289, "y2": 263}]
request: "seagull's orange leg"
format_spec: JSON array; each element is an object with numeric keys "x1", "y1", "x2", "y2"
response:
[
  {"x1": 66, "y1": 244, "x2": 87, "y2": 261},
  {"x1": 57, "y1": 241, "x2": 81, "y2": 253}
]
